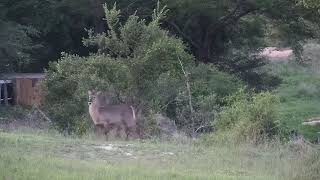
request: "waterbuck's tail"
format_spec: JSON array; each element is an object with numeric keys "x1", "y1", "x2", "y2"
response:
[
  {"x1": 130, "y1": 105, "x2": 145, "y2": 139},
  {"x1": 130, "y1": 105, "x2": 136, "y2": 120}
]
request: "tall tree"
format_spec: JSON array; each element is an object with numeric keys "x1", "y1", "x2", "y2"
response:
[
  {"x1": 162, "y1": 0, "x2": 320, "y2": 75},
  {"x1": 1, "y1": 0, "x2": 108, "y2": 72},
  {"x1": 0, "y1": 3, "x2": 41, "y2": 73}
]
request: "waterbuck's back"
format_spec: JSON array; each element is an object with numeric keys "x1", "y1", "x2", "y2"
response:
[
  {"x1": 99, "y1": 104, "x2": 136, "y2": 126},
  {"x1": 89, "y1": 103, "x2": 136, "y2": 127}
]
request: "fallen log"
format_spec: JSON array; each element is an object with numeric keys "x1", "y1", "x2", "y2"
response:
[
  {"x1": 302, "y1": 118, "x2": 320, "y2": 126},
  {"x1": 302, "y1": 121, "x2": 320, "y2": 126}
]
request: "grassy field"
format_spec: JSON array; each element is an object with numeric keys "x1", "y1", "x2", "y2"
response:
[
  {"x1": 266, "y1": 62, "x2": 320, "y2": 141},
  {"x1": 0, "y1": 130, "x2": 319, "y2": 180}
]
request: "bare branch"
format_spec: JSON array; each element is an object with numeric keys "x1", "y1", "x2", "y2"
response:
[
  {"x1": 34, "y1": 105, "x2": 52, "y2": 123},
  {"x1": 195, "y1": 125, "x2": 213, "y2": 133},
  {"x1": 177, "y1": 55, "x2": 195, "y2": 134}
]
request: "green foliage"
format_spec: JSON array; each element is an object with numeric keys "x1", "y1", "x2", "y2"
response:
[
  {"x1": 44, "y1": 54, "x2": 132, "y2": 134},
  {"x1": 45, "y1": 4, "x2": 243, "y2": 135},
  {"x1": 303, "y1": 41, "x2": 320, "y2": 71},
  {"x1": 215, "y1": 89, "x2": 282, "y2": 143},
  {"x1": 301, "y1": 0, "x2": 320, "y2": 9},
  {"x1": 1, "y1": 0, "x2": 319, "y2": 81},
  {"x1": 163, "y1": 0, "x2": 320, "y2": 86},
  {"x1": 0, "y1": 0, "x2": 107, "y2": 72},
  {"x1": 143, "y1": 63, "x2": 240, "y2": 133},
  {"x1": 172, "y1": 64, "x2": 242, "y2": 132},
  {"x1": 190, "y1": 64, "x2": 241, "y2": 100},
  {"x1": 0, "y1": 20, "x2": 41, "y2": 73}
]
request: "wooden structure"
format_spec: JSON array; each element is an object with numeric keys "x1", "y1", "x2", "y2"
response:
[{"x1": 0, "y1": 73, "x2": 45, "y2": 106}]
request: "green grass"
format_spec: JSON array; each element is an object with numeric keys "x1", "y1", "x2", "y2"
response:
[
  {"x1": 0, "y1": 131, "x2": 319, "y2": 180},
  {"x1": 266, "y1": 62, "x2": 320, "y2": 141}
]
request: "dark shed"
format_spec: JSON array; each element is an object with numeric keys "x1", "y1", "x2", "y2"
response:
[{"x1": 0, "y1": 73, "x2": 45, "y2": 106}]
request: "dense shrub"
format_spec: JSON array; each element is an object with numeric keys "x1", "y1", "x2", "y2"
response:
[
  {"x1": 174, "y1": 64, "x2": 242, "y2": 133},
  {"x1": 214, "y1": 89, "x2": 282, "y2": 143}
]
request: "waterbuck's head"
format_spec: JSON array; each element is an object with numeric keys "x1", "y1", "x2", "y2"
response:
[
  {"x1": 88, "y1": 90, "x2": 96, "y2": 105},
  {"x1": 88, "y1": 90, "x2": 113, "y2": 106}
]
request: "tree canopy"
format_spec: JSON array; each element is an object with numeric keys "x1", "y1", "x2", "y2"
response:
[
  {"x1": 1, "y1": 0, "x2": 319, "y2": 75},
  {"x1": 0, "y1": 0, "x2": 106, "y2": 72},
  {"x1": 163, "y1": 0, "x2": 319, "y2": 76}
]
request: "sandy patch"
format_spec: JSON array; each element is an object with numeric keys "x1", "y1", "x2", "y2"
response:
[{"x1": 260, "y1": 47, "x2": 293, "y2": 61}]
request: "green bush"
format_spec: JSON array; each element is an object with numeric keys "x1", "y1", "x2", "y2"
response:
[
  {"x1": 215, "y1": 89, "x2": 283, "y2": 143},
  {"x1": 43, "y1": 4, "x2": 190, "y2": 135},
  {"x1": 44, "y1": 4, "x2": 245, "y2": 136}
]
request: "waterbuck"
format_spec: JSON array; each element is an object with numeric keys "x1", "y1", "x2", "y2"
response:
[{"x1": 88, "y1": 90, "x2": 138, "y2": 140}]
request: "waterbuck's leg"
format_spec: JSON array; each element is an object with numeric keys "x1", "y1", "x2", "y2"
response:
[
  {"x1": 104, "y1": 129, "x2": 111, "y2": 141},
  {"x1": 120, "y1": 119, "x2": 130, "y2": 141},
  {"x1": 124, "y1": 126, "x2": 129, "y2": 141},
  {"x1": 121, "y1": 119, "x2": 138, "y2": 140},
  {"x1": 94, "y1": 124, "x2": 105, "y2": 138},
  {"x1": 124, "y1": 125, "x2": 131, "y2": 141},
  {"x1": 115, "y1": 125, "x2": 122, "y2": 139},
  {"x1": 103, "y1": 124, "x2": 113, "y2": 141},
  {"x1": 124, "y1": 125, "x2": 139, "y2": 140},
  {"x1": 129, "y1": 125, "x2": 139, "y2": 139}
]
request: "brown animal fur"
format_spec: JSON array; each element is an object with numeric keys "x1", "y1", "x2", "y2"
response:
[{"x1": 88, "y1": 90, "x2": 138, "y2": 140}]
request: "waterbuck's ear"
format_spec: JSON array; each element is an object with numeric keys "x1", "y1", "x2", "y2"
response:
[{"x1": 88, "y1": 90, "x2": 96, "y2": 95}]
